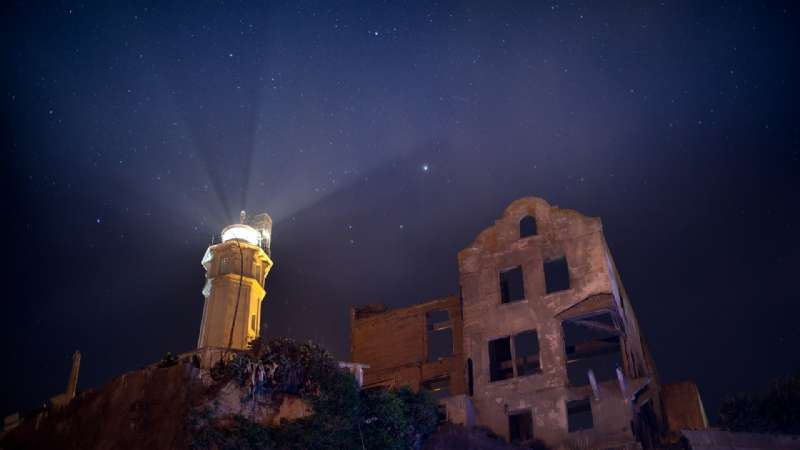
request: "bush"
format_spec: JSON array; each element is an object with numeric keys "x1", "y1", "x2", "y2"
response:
[
  {"x1": 396, "y1": 387, "x2": 439, "y2": 446},
  {"x1": 157, "y1": 351, "x2": 178, "y2": 368},
  {"x1": 719, "y1": 373, "x2": 800, "y2": 435},
  {"x1": 190, "y1": 337, "x2": 440, "y2": 449},
  {"x1": 190, "y1": 411, "x2": 276, "y2": 450}
]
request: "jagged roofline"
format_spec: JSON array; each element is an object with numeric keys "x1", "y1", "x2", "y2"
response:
[
  {"x1": 463, "y1": 196, "x2": 601, "y2": 251},
  {"x1": 353, "y1": 295, "x2": 459, "y2": 319}
]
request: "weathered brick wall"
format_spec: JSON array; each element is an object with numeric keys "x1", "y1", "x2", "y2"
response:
[
  {"x1": 350, "y1": 296, "x2": 465, "y2": 395},
  {"x1": 661, "y1": 381, "x2": 708, "y2": 431}
]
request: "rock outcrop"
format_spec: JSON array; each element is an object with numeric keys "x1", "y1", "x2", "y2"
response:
[{"x1": 1, "y1": 360, "x2": 306, "y2": 450}]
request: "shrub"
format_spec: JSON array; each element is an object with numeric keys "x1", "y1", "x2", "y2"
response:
[
  {"x1": 719, "y1": 373, "x2": 800, "y2": 435},
  {"x1": 157, "y1": 351, "x2": 178, "y2": 368},
  {"x1": 190, "y1": 337, "x2": 440, "y2": 449}
]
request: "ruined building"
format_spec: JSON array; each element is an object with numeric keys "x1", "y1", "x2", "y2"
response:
[
  {"x1": 351, "y1": 197, "x2": 707, "y2": 449},
  {"x1": 3, "y1": 201, "x2": 720, "y2": 450},
  {"x1": 197, "y1": 212, "x2": 274, "y2": 350}
]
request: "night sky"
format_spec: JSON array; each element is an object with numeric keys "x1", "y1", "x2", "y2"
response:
[{"x1": 2, "y1": 1, "x2": 799, "y2": 423}]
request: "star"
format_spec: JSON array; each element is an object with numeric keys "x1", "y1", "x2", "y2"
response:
[{"x1": 422, "y1": 164, "x2": 430, "y2": 172}]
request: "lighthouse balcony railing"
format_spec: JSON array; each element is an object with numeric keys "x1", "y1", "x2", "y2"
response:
[{"x1": 210, "y1": 233, "x2": 271, "y2": 256}]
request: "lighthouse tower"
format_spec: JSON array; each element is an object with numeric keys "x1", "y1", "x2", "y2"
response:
[{"x1": 197, "y1": 211, "x2": 273, "y2": 350}]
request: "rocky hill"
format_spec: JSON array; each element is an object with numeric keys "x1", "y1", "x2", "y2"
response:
[
  {"x1": 1, "y1": 353, "x2": 310, "y2": 450},
  {"x1": 4, "y1": 338, "x2": 518, "y2": 450}
]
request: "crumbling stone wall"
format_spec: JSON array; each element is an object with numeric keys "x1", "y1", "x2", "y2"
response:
[
  {"x1": 661, "y1": 381, "x2": 708, "y2": 432},
  {"x1": 350, "y1": 296, "x2": 465, "y2": 395},
  {"x1": 457, "y1": 197, "x2": 661, "y2": 449},
  {"x1": 351, "y1": 197, "x2": 669, "y2": 450},
  {"x1": 348, "y1": 197, "x2": 670, "y2": 448}
]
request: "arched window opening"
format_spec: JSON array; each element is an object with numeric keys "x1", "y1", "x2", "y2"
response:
[{"x1": 519, "y1": 215, "x2": 537, "y2": 238}]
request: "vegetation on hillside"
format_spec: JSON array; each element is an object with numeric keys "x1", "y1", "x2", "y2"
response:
[
  {"x1": 718, "y1": 373, "x2": 800, "y2": 435},
  {"x1": 190, "y1": 337, "x2": 440, "y2": 450}
]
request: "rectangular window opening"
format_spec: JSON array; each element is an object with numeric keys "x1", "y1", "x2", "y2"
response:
[
  {"x1": 514, "y1": 331, "x2": 541, "y2": 376},
  {"x1": 426, "y1": 310, "x2": 453, "y2": 361},
  {"x1": 562, "y1": 312, "x2": 623, "y2": 386},
  {"x1": 567, "y1": 398, "x2": 594, "y2": 432},
  {"x1": 220, "y1": 257, "x2": 229, "y2": 273},
  {"x1": 509, "y1": 410, "x2": 534, "y2": 443},
  {"x1": 489, "y1": 337, "x2": 513, "y2": 382},
  {"x1": 422, "y1": 376, "x2": 451, "y2": 400},
  {"x1": 427, "y1": 309, "x2": 449, "y2": 324},
  {"x1": 544, "y1": 257, "x2": 570, "y2": 293},
  {"x1": 500, "y1": 266, "x2": 525, "y2": 303}
]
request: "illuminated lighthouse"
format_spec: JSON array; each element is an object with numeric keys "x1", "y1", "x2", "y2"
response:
[{"x1": 197, "y1": 211, "x2": 273, "y2": 350}]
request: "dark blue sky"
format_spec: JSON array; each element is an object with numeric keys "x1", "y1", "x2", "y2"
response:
[{"x1": 2, "y1": 1, "x2": 798, "y2": 422}]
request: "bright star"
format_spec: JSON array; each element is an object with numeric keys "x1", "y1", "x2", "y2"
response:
[{"x1": 422, "y1": 164, "x2": 430, "y2": 172}]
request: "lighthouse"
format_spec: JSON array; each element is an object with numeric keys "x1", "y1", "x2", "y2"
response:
[{"x1": 197, "y1": 211, "x2": 273, "y2": 350}]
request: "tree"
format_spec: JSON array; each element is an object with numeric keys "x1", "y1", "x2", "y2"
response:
[
  {"x1": 719, "y1": 373, "x2": 800, "y2": 435},
  {"x1": 191, "y1": 337, "x2": 440, "y2": 449}
]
